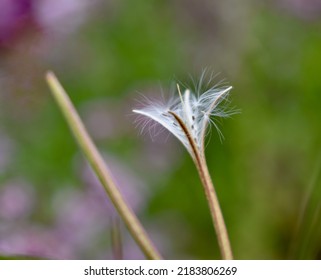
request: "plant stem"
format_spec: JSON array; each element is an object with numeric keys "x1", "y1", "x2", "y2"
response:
[
  {"x1": 197, "y1": 152, "x2": 233, "y2": 260},
  {"x1": 46, "y1": 71, "x2": 162, "y2": 260},
  {"x1": 169, "y1": 111, "x2": 233, "y2": 259}
]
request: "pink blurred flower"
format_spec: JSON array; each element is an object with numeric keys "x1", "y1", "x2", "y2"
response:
[
  {"x1": 277, "y1": 0, "x2": 321, "y2": 20},
  {"x1": 0, "y1": 179, "x2": 34, "y2": 220},
  {"x1": 35, "y1": 0, "x2": 95, "y2": 35},
  {"x1": 0, "y1": 0, "x2": 40, "y2": 48},
  {"x1": 0, "y1": 225, "x2": 72, "y2": 259},
  {"x1": 0, "y1": 0, "x2": 95, "y2": 48}
]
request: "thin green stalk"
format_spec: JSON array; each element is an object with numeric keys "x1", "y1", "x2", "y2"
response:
[
  {"x1": 46, "y1": 71, "x2": 161, "y2": 260},
  {"x1": 169, "y1": 111, "x2": 233, "y2": 260},
  {"x1": 197, "y1": 152, "x2": 233, "y2": 260}
]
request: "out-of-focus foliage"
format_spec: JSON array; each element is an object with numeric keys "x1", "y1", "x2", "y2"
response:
[{"x1": 0, "y1": 0, "x2": 321, "y2": 259}]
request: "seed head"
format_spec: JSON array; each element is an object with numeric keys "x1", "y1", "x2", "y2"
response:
[{"x1": 133, "y1": 79, "x2": 237, "y2": 159}]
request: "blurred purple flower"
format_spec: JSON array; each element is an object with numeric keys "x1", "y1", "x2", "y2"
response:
[
  {"x1": 277, "y1": 0, "x2": 321, "y2": 20},
  {"x1": 51, "y1": 186, "x2": 111, "y2": 257},
  {"x1": 0, "y1": 0, "x2": 40, "y2": 48},
  {"x1": 0, "y1": 179, "x2": 34, "y2": 220},
  {"x1": 0, "y1": 225, "x2": 73, "y2": 259},
  {"x1": 0, "y1": 0, "x2": 95, "y2": 48},
  {"x1": 35, "y1": 0, "x2": 94, "y2": 35}
]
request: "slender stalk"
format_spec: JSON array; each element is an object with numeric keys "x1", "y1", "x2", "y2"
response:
[
  {"x1": 169, "y1": 111, "x2": 233, "y2": 260},
  {"x1": 197, "y1": 152, "x2": 233, "y2": 260},
  {"x1": 46, "y1": 71, "x2": 161, "y2": 260}
]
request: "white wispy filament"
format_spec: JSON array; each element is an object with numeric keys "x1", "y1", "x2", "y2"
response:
[
  {"x1": 133, "y1": 80, "x2": 236, "y2": 259},
  {"x1": 133, "y1": 84, "x2": 234, "y2": 160}
]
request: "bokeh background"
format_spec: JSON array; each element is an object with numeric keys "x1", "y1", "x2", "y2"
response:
[{"x1": 0, "y1": 0, "x2": 321, "y2": 260}]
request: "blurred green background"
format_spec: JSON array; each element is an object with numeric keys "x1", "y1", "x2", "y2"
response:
[{"x1": 0, "y1": 0, "x2": 321, "y2": 259}]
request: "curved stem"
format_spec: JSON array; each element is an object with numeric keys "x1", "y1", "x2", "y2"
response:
[
  {"x1": 196, "y1": 152, "x2": 233, "y2": 260},
  {"x1": 169, "y1": 111, "x2": 233, "y2": 259},
  {"x1": 46, "y1": 71, "x2": 161, "y2": 260}
]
